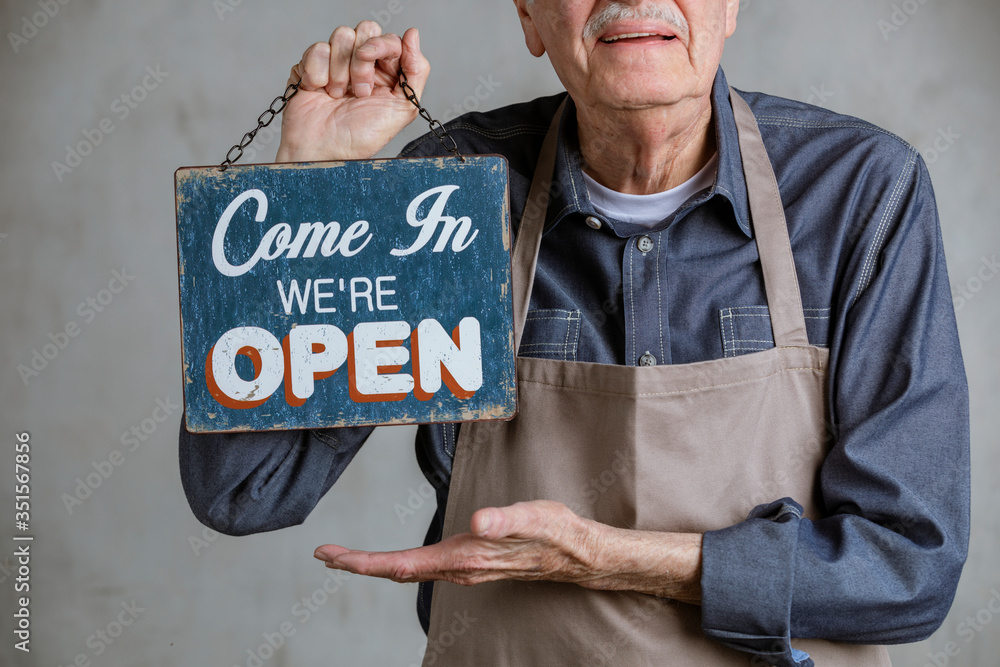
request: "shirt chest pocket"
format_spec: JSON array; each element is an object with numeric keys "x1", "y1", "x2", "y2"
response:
[
  {"x1": 719, "y1": 305, "x2": 830, "y2": 357},
  {"x1": 517, "y1": 308, "x2": 582, "y2": 361}
]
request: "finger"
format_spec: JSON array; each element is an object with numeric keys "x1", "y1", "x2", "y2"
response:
[
  {"x1": 355, "y1": 34, "x2": 403, "y2": 66},
  {"x1": 472, "y1": 501, "x2": 568, "y2": 540},
  {"x1": 299, "y1": 41, "x2": 332, "y2": 91},
  {"x1": 326, "y1": 546, "x2": 438, "y2": 581},
  {"x1": 313, "y1": 544, "x2": 351, "y2": 561},
  {"x1": 361, "y1": 34, "x2": 404, "y2": 87},
  {"x1": 327, "y1": 26, "x2": 357, "y2": 98},
  {"x1": 397, "y1": 28, "x2": 430, "y2": 101},
  {"x1": 349, "y1": 20, "x2": 384, "y2": 98}
]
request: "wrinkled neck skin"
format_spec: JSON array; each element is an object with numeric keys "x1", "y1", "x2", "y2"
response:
[{"x1": 574, "y1": 94, "x2": 716, "y2": 196}]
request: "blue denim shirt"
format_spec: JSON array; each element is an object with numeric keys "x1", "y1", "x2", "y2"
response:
[{"x1": 178, "y1": 68, "x2": 970, "y2": 666}]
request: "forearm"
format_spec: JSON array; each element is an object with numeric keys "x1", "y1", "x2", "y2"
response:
[
  {"x1": 704, "y1": 153, "x2": 970, "y2": 650},
  {"x1": 584, "y1": 523, "x2": 703, "y2": 604}
]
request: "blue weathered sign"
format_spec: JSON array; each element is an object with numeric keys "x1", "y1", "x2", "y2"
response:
[{"x1": 175, "y1": 156, "x2": 515, "y2": 433}]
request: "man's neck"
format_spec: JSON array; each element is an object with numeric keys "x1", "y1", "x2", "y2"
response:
[{"x1": 575, "y1": 95, "x2": 716, "y2": 195}]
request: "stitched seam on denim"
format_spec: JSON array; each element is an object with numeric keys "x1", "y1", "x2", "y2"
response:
[
  {"x1": 399, "y1": 124, "x2": 546, "y2": 157},
  {"x1": 569, "y1": 310, "x2": 580, "y2": 361},
  {"x1": 722, "y1": 306, "x2": 829, "y2": 354},
  {"x1": 656, "y1": 232, "x2": 664, "y2": 361},
  {"x1": 712, "y1": 184, "x2": 750, "y2": 233},
  {"x1": 562, "y1": 138, "x2": 583, "y2": 210},
  {"x1": 311, "y1": 430, "x2": 339, "y2": 450},
  {"x1": 775, "y1": 504, "x2": 802, "y2": 520},
  {"x1": 519, "y1": 205, "x2": 572, "y2": 235},
  {"x1": 731, "y1": 310, "x2": 739, "y2": 356},
  {"x1": 754, "y1": 117, "x2": 911, "y2": 148},
  {"x1": 721, "y1": 308, "x2": 730, "y2": 357},
  {"x1": 561, "y1": 309, "x2": 572, "y2": 361},
  {"x1": 526, "y1": 308, "x2": 576, "y2": 319},
  {"x1": 521, "y1": 366, "x2": 825, "y2": 397},
  {"x1": 629, "y1": 241, "x2": 636, "y2": 363},
  {"x1": 853, "y1": 147, "x2": 917, "y2": 307},
  {"x1": 729, "y1": 309, "x2": 739, "y2": 357},
  {"x1": 715, "y1": 185, "x2": 741, "y2": 203},
  {"x1": 719, "y1": 308, "x2": 735, "y2": 358},
  {"x1": 443, "y1": 124, "x2": 549, "y2": 139},
  {"x1": 856, "y1": 150, "x2": 914, "y2": 298}
]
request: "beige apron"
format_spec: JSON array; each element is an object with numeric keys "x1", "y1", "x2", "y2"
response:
[{"x1": 421, "y1": 89, "x2": 891, "y2": 666}]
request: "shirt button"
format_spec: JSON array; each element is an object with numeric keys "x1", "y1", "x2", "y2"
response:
[
  {"x1": 585, "y1": 216, "x2": 603, "y2": 230},
  {"x1": 637, "y1": 235, "x2": 654, "y2": 253},
  {"x1": 638, "y1": 352, "x2": 657, "y2": 367}
]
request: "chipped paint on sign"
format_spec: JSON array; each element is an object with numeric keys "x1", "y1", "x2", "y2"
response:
[{"x1": 175, "y1": 156, "x2": 515, "y2": 433}]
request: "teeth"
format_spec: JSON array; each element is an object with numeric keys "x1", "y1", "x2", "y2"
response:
[{"x1": 601, "y1": 32, "x2": 660, "y2": 43}]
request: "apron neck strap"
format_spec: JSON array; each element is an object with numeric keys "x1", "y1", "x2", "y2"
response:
[
  {"x1": 512, "y1": 89, "x2": 809, "y2": 353},
  {"x1": 727, "y1": 88, "x2": 809, "y2": 347},
  {"x1": 511, "y1": 98, "x2": 565, "y2": 353}
]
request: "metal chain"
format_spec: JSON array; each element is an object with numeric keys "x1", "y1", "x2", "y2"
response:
[
  {"x1": 398, "y1": 71, "x2": 464, "y2": 162},
  {"x1": 218, "y1": 78, "x2": 302, "y2": 171},
  {"x1": 218, "y1": 69, "x2": 464, "y2": 171}
]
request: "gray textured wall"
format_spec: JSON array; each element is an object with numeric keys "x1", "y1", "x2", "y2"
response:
[{"x1": 0, "y1": 1, "x2": 996, "y2": 665}]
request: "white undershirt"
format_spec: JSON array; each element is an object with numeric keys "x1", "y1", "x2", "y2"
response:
[{"x1": 582, "y1": 152, "x2": 719, "y2": 228}]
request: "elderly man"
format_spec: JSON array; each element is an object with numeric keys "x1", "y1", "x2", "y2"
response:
[{"x1": 179, "y1": 2, "x2": 969, "y2": 665}]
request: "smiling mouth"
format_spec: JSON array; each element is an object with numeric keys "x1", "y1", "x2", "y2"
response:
[{"x1": 600, "y1": 33, "x2": 676, "y2": 44}]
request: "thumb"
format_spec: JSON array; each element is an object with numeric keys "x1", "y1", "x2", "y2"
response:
[
  {"x1": 471, "y1": 507, "x2": 510, "y2": 540},
  {"x1": 398, "y1": 27, "x2": 431, "y2": 101}
]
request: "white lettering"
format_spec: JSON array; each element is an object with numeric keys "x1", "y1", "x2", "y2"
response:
[
  {"x1": 212, "y1": 191, "x2": 374, "y2": 277},
  {"x1": 391, "y1": 185, "x2": 479, "y2": 256}
]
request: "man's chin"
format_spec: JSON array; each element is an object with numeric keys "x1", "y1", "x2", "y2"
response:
[
  {"x1": 581, "y1": 72, "x2": 712, "y2": 113},
  {"x1": 588, "y1": 87, "x2": 690, "y2": 112}
]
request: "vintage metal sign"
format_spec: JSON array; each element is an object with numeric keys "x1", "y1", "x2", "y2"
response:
[{"x1": 175, "y1": 156, "x2": 515, "y2": 433}]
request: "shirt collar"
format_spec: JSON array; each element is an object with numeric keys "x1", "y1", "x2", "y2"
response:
[{"x1": 545, "y1": 67, "x2": 752, "y2": 238}]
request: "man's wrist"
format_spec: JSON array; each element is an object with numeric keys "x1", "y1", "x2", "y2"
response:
[
  {"x1": 276, "y1": 144, "x2": 334, "y2": 163},
  {"x1": 582, "y1": 521, "x2": 703, "y2": 604}
]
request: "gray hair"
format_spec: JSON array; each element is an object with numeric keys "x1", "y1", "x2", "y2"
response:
[{"x1": 583, "y1": 2, "x2": 689, "y2": 40}]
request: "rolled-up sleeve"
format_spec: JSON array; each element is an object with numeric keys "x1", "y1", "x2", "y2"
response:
[
  {"x1": 179, "y1": 422, "x2": 374, "y2": 536},
  {"x1": 700, "y1": 152, "x2": 970, "y2": 665}
]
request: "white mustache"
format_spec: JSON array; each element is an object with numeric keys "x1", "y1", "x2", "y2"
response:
[{"x1": 584, "y1": 2, "x2": 689, "y2": 40}]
